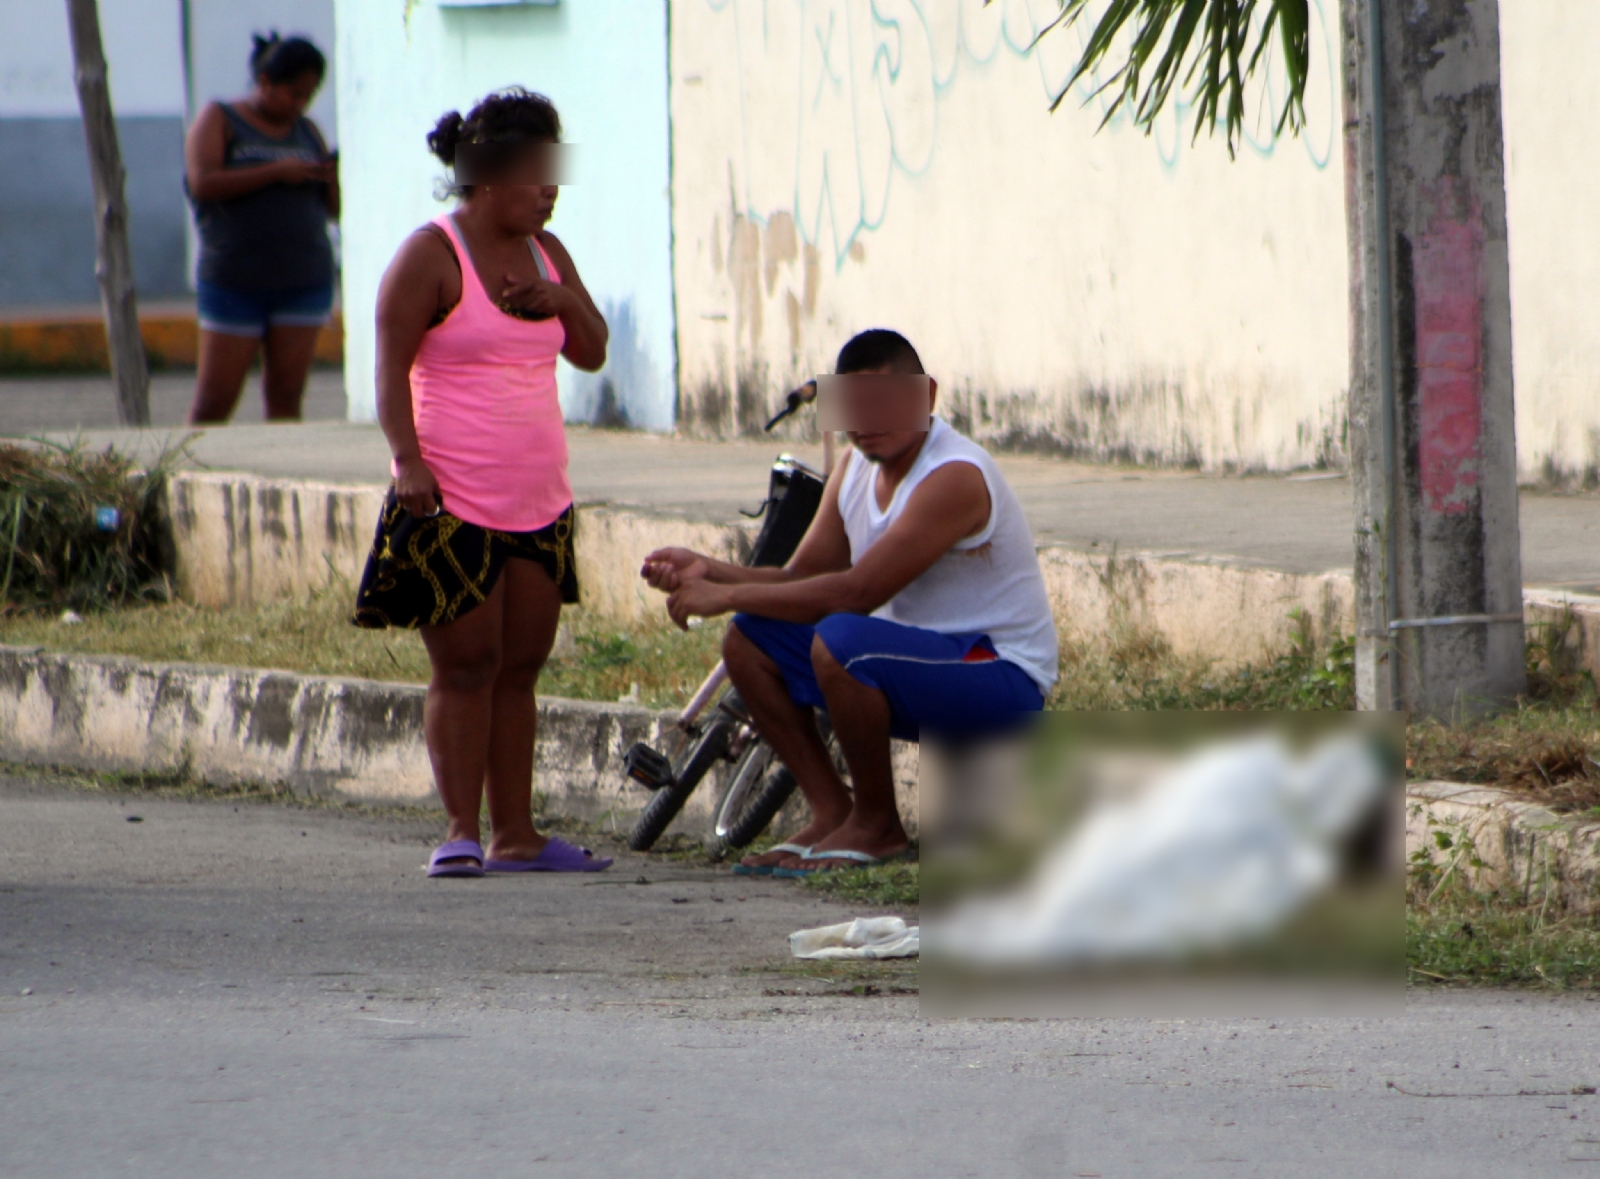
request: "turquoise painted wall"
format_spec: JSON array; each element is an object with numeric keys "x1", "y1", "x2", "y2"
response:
[{"x1": 334, "y1": 0, "x2": 674, "y2": 429}]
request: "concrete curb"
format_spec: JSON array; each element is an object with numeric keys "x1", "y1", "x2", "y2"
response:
[
  {"x1": 0, "y1": 643, "x2": 678, "y2": 829},
  {"x1": 1405, "y1": 780, "x2": 1600, "y2": 912},
  {"x1": 0, "y1": 305, "x2": 342, "y2": 371},
  {"x1": 165, "y1": 470, "x2": 1359, "y2": 665},
  {"x1": 166, "y1": 471, "x2": 755, "y2": 629}
]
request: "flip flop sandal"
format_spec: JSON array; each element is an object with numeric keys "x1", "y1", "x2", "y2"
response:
[
  {"x1": 428, "y1": 839, "x2": 486, "y2": 878},
  {"x1": 731, "y1": 842, "x2": 812, "y2": 877},
  {"x1": 484, "y1": 836, "x2": 613, "y2": 873},
  {"x1": 774, "y1": 848, "x2": 911, "y2": 878}
]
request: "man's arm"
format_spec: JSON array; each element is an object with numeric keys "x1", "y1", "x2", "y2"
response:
[
  {"x1": 665, "y1": 461, "x2": 990, "y2": 628},
  {"x1": 641, "y1": 452, "x2": 854, "y2": 590}
]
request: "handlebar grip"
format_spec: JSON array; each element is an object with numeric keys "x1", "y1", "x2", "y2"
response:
[{"x1": 764, "y1": 381, "x2": 818, "y2": 432}]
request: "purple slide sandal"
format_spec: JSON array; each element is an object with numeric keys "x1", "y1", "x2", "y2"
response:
[
  {"x1": 485, "y1": 837, "x2": 613, "y2": 873},
  {"x1": 427, "y1": 839, "x2": 486, "y2": 878}
]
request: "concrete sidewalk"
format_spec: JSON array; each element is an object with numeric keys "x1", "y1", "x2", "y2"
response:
[
  {"x1": 15, "y1": 412, "x2": 1600, "y2": 588},
  {"x1": 6, "y1": 372, "x2": 1600, "y2": 587},
  {"x1": 0, "y1": 371, "x2": 346, "y2": 431}
]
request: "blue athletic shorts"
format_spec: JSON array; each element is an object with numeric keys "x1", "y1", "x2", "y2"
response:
[
  {"x1": 197, "y1": 279, "x2": 335, "y2": 338},
  {"x1": 732, "y1": 612, "x2": 1045, "y2": 743}
]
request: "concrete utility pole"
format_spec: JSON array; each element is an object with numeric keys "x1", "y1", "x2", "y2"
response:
[
  {"x1": 65, "y1": 0, "x2": 150, "y2": 426},
  {"x1": 1342, "y1": 0, "x2": 1525, "y2": 718}
]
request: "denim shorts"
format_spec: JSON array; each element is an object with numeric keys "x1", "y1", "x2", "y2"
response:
[{"x1": 197, "y1": 279, "x2": 335, "y2": 337}]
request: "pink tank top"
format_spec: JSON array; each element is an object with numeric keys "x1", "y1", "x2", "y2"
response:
[{"x1": 400, "y1": 213, "x2": 571, "y2": 532}]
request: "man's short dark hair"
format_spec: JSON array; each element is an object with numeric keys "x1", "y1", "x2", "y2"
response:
[{"x1": 835, "y1": 329, "x2": 925, "y2": 375}]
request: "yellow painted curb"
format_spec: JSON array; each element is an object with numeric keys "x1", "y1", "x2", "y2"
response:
[{"x1": 0, "y1": 308, "x2": 343, "y2": 370}]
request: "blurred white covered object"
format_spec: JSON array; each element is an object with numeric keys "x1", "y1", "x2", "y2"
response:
[{"x1": 929, "y1": 733, "x2": 1387, "y2": 965}]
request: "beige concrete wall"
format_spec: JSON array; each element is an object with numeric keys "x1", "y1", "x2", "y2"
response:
[
  {"x1": 1500, "y1": 0, "x2": 1600, "y2": 485},
  {"x1": 669, "y1": 0, "x2": 1349, "y2": 466},
  {"x1": 669, "y1": 0, "x2": 1600, "y2": 482}
]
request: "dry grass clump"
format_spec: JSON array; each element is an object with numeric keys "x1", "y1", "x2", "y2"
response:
[
  {"x1": 0, "y1": 439, "x2": 182, "y2": 614},
  {"x1": 1407, "y1": 613, "x2": 1600, "y2": 813}
]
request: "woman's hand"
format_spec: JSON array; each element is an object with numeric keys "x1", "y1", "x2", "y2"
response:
[
  {"x1": 271, "y1": 157, "x2": 334, "y2": 186},
  {"x1": 498, "y1": 274, "x2": 572, "y2": 320},
  {"x1": 641, "y1": 547, "x2": 711, "y2": 593},
  {"x1": 393, "y1": 454, "x2": 442, "y2": 519},
  {"x1": 666, "y1": 579, "x2": 731, "y2": 631}
]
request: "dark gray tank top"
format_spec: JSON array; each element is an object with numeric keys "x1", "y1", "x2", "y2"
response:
[{"x1": 191, "y1": 104, "x2": 335, "y2": 292}]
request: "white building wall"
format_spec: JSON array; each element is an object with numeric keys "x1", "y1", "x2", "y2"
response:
[{"x1": 334, "y1": 0, "x2": 675, "y2": 429}]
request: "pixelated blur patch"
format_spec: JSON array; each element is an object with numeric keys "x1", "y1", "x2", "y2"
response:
[
  {"x1": 815, "y1": 374, "x2": 932, "y2": 432},
  {"x1": 918, "y1": 712, "x2": 1405, "y2": 1018}
]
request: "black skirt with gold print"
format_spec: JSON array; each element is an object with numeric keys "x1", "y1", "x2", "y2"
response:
[{"x1": 351, "y1": 492, "x2": 579, "y2": 630}]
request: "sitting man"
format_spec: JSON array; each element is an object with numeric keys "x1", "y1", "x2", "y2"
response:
[{"x1": 640, "y1": 329, "x2": 1057, "y2": 874}]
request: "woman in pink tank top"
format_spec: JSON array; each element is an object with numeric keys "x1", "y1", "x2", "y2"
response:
[{"x1": 352, "y1": 89, "x2": 613, "y2": 876}]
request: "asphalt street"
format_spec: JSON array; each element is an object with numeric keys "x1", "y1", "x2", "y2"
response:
[{"x1": 3, "y1": 772, "x2": 1600, "y2": 1177}]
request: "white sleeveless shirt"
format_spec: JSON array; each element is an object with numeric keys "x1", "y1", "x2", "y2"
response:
[{"x1": 836, "y1": 417, "x2": 1058, "y2": 693}]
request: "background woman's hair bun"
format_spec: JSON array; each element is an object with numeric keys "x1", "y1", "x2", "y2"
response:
[
  {"x1": 250, "y1": 31, "x2": 280, "y2": 69},
  {"x1": 427, "y1": 111, "x2": 466, "y2": 166},
  {"x1": 250, "y1": 32, "x2": 326, "y2": 85}
]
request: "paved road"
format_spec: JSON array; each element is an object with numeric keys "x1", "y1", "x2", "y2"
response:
[
  {"x1": 4, "y1": 772, "x2": 1600, "y2": 1177},
  {"x1": 7, "y1": 375, "x2": 1600, "y2": 585}
]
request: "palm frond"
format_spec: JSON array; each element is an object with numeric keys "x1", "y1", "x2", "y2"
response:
[{"x1": 1026, "y1": 0, "x2": 1310, "y2": 158}]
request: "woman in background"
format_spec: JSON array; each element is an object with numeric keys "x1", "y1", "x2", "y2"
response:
[
  {"x1": 353, "y1": 89, "x2": 611, "y2": 877},
  {"x1": 184, "y1": 33, "x2": 337, "y2": 423}
]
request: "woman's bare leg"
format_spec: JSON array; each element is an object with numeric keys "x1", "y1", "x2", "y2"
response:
[
  {"x1": 419, "y1": 576, "x2": 506, "y2": 862},
  {"x1": 481, "y1": 559, "x2": 563, "y2": 863},
  {"x1": 261, "y1": 323, "x2": 323, "y2": 420},
  {"x1": 189, "y1": 329, "x2": 259, "y2": 424}
]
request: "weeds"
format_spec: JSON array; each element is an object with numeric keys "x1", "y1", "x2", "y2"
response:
[
  {"x1": 1408, "y1": 891, "x2": 1600, "y2": 988},
  {"x1": 0, "y1": 438, "x2": 187, "y2": 614},
  {"x1": 800, "y1": 861, "x2": 920, "y2": 909},
  {"x1": 1408, "y1": 609, "x2": 1600, "y2": 812},
  {"x1": 1049, "y1": 607, "x2": 1355, "y2": 711}
]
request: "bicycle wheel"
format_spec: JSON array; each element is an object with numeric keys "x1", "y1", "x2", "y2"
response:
[
  {"x1": 626, "y1": 720, "x2": 732, "y2": 852},
  {"x1": 718, "y1": 761, "x2": 799, "y2": 852},
  {"x1": 713, "y1": 740, "x2": 774, "y2": 842}
]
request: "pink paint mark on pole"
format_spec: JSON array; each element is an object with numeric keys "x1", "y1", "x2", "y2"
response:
[{"x1": 1413, "y1": 182, "x2": 1485, "y2": 515}]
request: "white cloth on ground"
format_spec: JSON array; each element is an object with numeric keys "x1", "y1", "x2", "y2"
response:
[{"x1": 789, "y1": 916, "x2": 920, "y2": 960}]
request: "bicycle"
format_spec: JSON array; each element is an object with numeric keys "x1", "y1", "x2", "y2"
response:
[{"x1": 623, "y1": 382, "x2": 837, "y2": 856}]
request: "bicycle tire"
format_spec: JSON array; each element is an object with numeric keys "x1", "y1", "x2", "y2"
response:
[
  {"x1": 720, "y1": 763, "x2": 799, "y2": 851},
  {"x1": 713, "y1": 741, "x2": 774, "y2": 841},
  {"x1": 626, "y1": 721, "x2": 731, "y2": 852}
]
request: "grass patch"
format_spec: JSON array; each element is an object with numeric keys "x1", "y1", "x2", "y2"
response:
[
  {"x1": 1048, "y1": 607, "x2": 1355, "y2": 711},
  {"x1": 1407, "y1": 612, "x2": 1600, "y2": 813},
  {"x1": 1408, "y1": 889, "x2": 1600, "y2": 988},
  {"x1": 800, "y1": 861, "x2": 920, "y2": 909},
  {"x1": 0, "y1": 578, "x2": 723, "y2": 709}
]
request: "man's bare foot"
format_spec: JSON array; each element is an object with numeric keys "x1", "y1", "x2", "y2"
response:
[
  {"x1": 795, "y1": 818, "x2": 910, "y2": 872},
  {"x1": 739, "y1": 816, "x2": 845, "y2": 871},
  {"x1": 483, "y1": 833, "x2": 552, "y2": 864}
]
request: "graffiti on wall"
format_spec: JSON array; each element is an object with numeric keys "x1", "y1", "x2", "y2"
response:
[{"x1": 707, "y1": 0, "x2": 1336, "y2": 272}]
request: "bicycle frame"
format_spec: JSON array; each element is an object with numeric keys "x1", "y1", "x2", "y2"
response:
[{"x1": 673, "y1": 391, "x2": 835, "y2": 736}]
